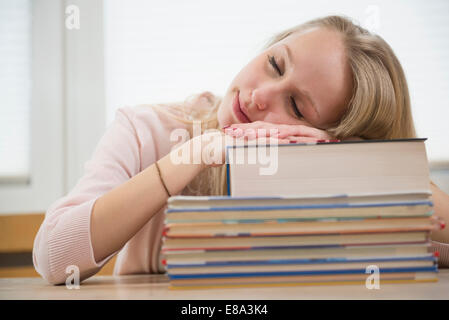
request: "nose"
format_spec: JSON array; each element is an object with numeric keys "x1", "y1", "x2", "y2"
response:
[{"x1": 251, "y1": 83, "x2": 282, "y2": 112}]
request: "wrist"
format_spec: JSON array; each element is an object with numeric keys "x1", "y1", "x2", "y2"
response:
[
  {"x1": 170, "y1": 131, "x2": 227, "y2": 170},
  {"x1": 197, "y1": 131, "x2": 227, "y2": 169}
]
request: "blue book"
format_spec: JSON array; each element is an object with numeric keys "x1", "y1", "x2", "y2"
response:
[
  {"x1": 165, "y1": 254, "x2": 437, "y2": 268},
  {"x1": 165, "y1": 193, "x2": 433, "y2": 222},
  {"x1": 168, "y1": 266, "x2": 438, "y2": 280}
]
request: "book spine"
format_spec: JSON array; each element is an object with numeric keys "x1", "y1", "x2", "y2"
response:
[
  {"x1": 168, "y1": 277, "x2": 438, "y2": 289},
  {"x1": 168, "y1": 266, "x2": 438, "y2": 280},
  {"x1": 226, "y1": 162, "x2": 230, "y2": 196},
  {"x1": 161, "y1": 241, "x2": 429, "y2": 253},
  {"x1": 165, "y1": 255, "x2": 436, "y2": 268},
  {"x1": 165, "y1": 201, "x2": 434, "y2": 213},
  {"x1": 163, "y1": 227, "x2": 436, "y2": 238}
]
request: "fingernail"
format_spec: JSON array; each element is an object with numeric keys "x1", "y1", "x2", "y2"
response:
[
  {"x1": 222, "y1": 125, "x2": 230, "y2": 129},
  {"x1": 317, "y1": 139, "x2": 340, "y2": 143}
]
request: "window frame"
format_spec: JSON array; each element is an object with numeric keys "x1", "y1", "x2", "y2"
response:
[
  {"x1": 0, "y1": 0, "x2": 64, "y2": 214},
  {"x1": 0, "y1": 0, "x2": 106, "y2": 214},
  {"x1": 64, "y1": 0, "x2": 106, "y2": 192}
]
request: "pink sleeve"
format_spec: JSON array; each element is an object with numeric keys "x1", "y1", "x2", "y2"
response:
[{"x1": 32, "y1": 107, "x2": 155, "y2": 285}]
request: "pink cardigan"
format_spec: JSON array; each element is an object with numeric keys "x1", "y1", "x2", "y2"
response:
[{"x1": 33, "y1": 92, "x2": 449, "y2": 285}]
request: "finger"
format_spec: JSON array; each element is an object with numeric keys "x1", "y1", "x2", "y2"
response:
[
  {"x1": 241, "y1": 136, "x2": 288, "y2": 146},
  {"x1": 277, "y1": 125, "x2": 328, "y2": 139},
  {"x1": 224, "y1": 127, "x2": 235, "y2": 136},
  {"x1": 243, "y1": 128, "x2": 257, "y2": 140},
  {"x1": 230, "y1": 121, "x2": 265, "y2": 129},
  {"x1": 266, "y1": 136, "x2": 290, "y2": 145},
  {"x1": 229, "y1": 123, "x2": 259, "y2": 132},
  {"x1": 288, "y1": 136, "x2": 322, "y2": 143},
  {"x1": 231, "y1": 122, "x2": 281, "y2": 138},
  {"x1": 288, "y1": 136, "x2": 341, "y2": 143},
  {"x1": 225, "y1": 127, "x2": 244, "y2": 137},
  {"x1": 283, "y1": 135, "x2": 321, "y2": 141},
  {"x1": 233, "y1": 127, "x2": 245, "y2": 137},
  {"x1": 257, "y1": 127, "x2": 281, "y2": 138},
  {"x1": 276, "y1": 138, "x2": 291, "y2": 145}
]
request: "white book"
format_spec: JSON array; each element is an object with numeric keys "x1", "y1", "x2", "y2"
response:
[{"x1": 225, "y1": 138, "x2": 431, "y2": 197}]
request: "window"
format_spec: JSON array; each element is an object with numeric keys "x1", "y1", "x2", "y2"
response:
[
  {"x1": 0, "y1": 0, "x2": 64, "y2": 213},
  {"x1": 0, "y1": 0, "x2": 31, "y2": 182}
]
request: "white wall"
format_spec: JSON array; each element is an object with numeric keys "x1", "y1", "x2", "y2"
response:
[{"x1": 104, "y1": 0, "x2": 449, "y2": 163}]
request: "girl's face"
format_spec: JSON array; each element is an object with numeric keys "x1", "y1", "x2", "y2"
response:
[{"x1": 217, "y1": 27, "x2": 353, "y2": 130}]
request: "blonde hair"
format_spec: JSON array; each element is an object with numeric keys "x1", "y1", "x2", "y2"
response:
[
  {"x1": 158, "y1": 15, "x2": 417, "y2": 196},
  {"x1": 152, "y1": 92, "x2": 228, "y2": 196}
]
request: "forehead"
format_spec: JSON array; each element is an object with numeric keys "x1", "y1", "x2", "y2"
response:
[
  {"x1": 277, "y1": 28, "x2": 348, "y2": 80},
  {"x1": 275, "y1": 28, "x2": 352, "y2": 126}
]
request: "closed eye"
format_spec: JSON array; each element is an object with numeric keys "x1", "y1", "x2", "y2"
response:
[
  {"x1": 268, "y1": 55, "x2": 282, "y2": 75},
  {"x1": 268, "y1": 55, "x2": 303, "y2": 119},
  {"x1": 290, "y1": 97, "x2": 302, "y2": 119}
]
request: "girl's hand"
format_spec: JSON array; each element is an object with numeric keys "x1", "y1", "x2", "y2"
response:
[
  {"x1": 191, "y1": 129, "x2": 291, "y2": 168},
  {"x1": 224, "y1": 121, "x2": 339, "y2": 143}
]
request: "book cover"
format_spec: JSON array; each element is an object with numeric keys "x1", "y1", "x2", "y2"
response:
[{"x1": 225, "y1": 138, "x2": 431, "y2": 197}]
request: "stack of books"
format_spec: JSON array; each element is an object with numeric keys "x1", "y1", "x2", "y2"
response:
[{"x1": 161, "y1": 139, "x2": 443, "y2": 289}]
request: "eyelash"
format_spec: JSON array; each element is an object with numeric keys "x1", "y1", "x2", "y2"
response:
[{"x1": 268, "y1": 55, "x2": 303, "y2": 119}]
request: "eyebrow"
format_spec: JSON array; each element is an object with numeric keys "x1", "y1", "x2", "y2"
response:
[{"x1": 282, "y1": 44, "x2": 320, "y2": 119}]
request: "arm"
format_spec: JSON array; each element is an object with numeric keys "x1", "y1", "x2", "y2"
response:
[
  {"x1": 224, "y1": 121, "x2": 364, "y2": 142},
  {"x1": 430, "y1": 180, "x2": 449, "y2": 243},
  {"x1": 91, "y1": 135, "x2": 207, "y2": 262},
  {"x1": 33, "y1": 108, "x2": 212, "y2": 284}
]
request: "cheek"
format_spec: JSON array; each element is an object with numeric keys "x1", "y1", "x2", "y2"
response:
[
  {"x1": 262, "y1": 111, "x2": 313, "y2": 127},
  {"x1": 235, "y1": 57, "x2": 266, "y2": 88},
  {"x1": 219, "y1": 54, "x2": 268, "y2": 126},
  {"x1": 317, "y1": 104, "x2": 347, "y2": 129},
  {"x1": 262, "y1": 112, "x2": 290, "y2": 124}
]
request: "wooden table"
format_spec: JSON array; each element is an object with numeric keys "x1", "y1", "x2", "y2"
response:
[{"x1": 1, "y1": 270, "x2": 449, "y2": 300}]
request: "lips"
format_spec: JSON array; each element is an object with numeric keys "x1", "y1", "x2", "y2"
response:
[{"x1": 232, "y1": 91, "x2": 250, "y2": 123}]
